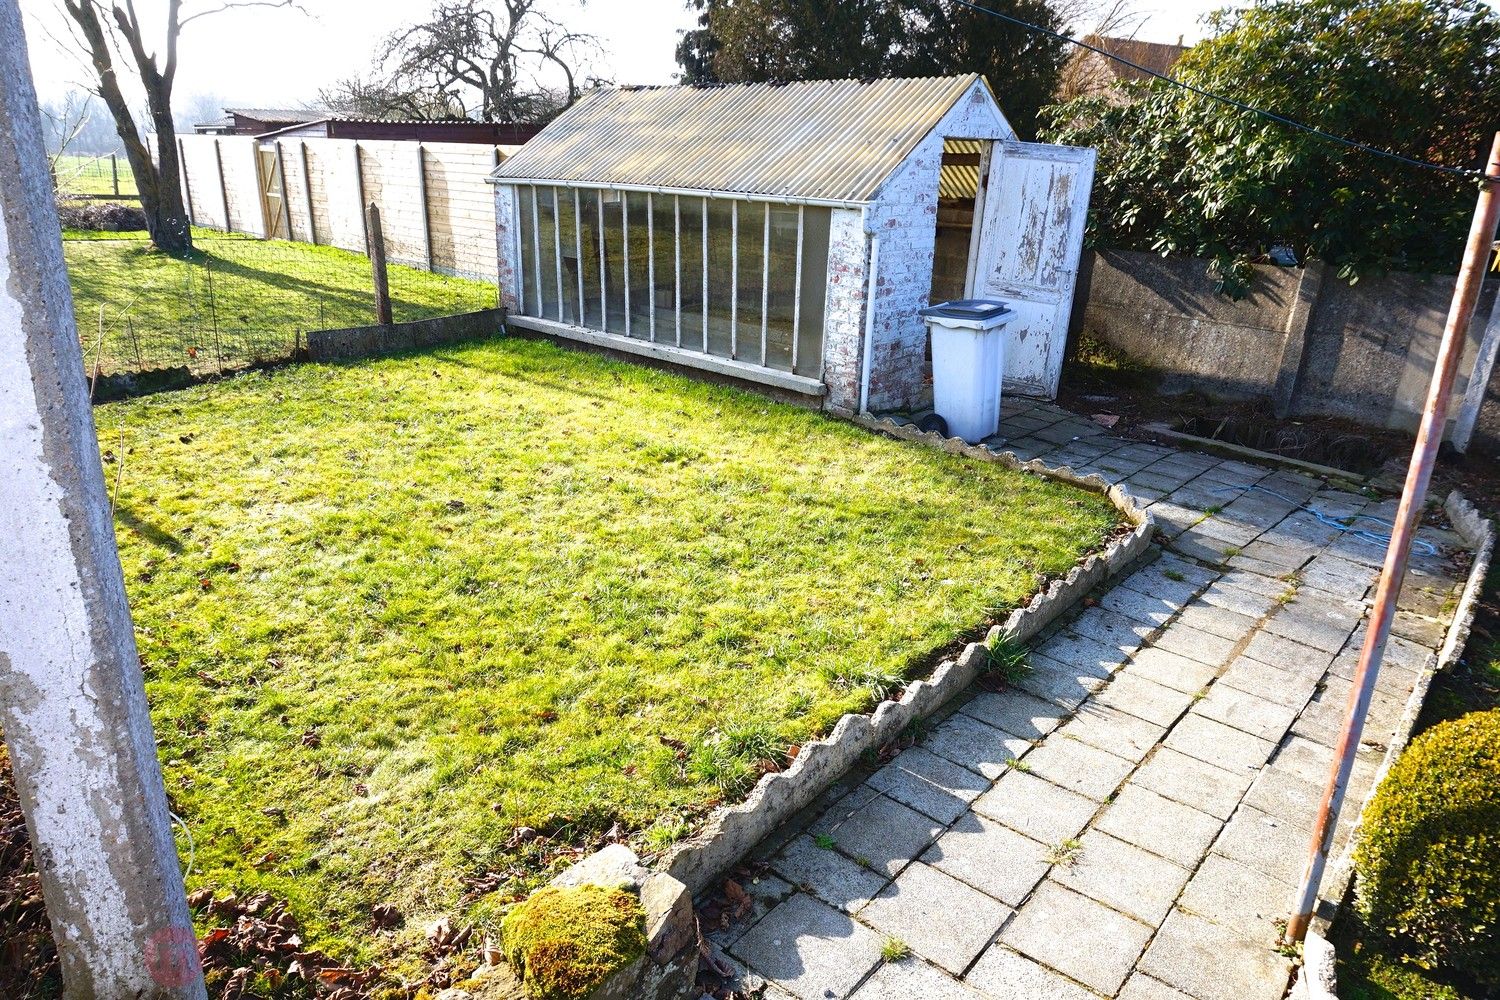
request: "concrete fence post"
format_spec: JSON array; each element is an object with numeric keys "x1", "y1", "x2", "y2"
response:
[
  {"x1": 0, "y1": 2, "x2": 206, "y2": 996},
  {"x1": 1273, "y1": 260, "x2": 1325, "y2": 418}
]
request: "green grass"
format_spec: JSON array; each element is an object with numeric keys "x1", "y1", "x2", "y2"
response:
[
  {"x1": 64, "y1": 236, "x2": 496, "y2": 376},
  {"x1": 99, "y1": 337, "x2": 1119, "y2": 972},
  {"x1": 53, "y1": 153, "x2": 138, "y2": 197}
]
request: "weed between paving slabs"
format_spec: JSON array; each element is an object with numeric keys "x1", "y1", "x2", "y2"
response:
[{"x1": 96, "y1": 337, "x2": 1118, "y2": 976}]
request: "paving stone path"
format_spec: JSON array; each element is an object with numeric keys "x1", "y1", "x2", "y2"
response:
[{"x1": 705, "y1": 398, "x2": 1472, "y2": 1000}]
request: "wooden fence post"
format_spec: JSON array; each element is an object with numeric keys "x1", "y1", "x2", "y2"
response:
[
  {"x1": 212, "y1": 137, "x2": 230, "y2": 231},
  {"x1": 368, "y1": 202, "x2": 392, "y2": 325},
  {"x1": 110, "y1": 150, "x2": 118, "y2": 196},
  {"x1": 299, "y1": 140, "x2": 317, "y2": 245}
]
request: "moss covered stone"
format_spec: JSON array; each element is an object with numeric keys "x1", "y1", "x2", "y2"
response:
[
  {"x1": 501, "y1": 885, "x2": 647, "y2": 1000},
  {"x1": 1354, "y1": 709, "x2": 1500, "y2": 986}
]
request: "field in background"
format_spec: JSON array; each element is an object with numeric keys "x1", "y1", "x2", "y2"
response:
[
  {"x1": 64, "y1": 235, "x2": 496, "y2": 378},
  {"x1": 98, "y1": 337, "x2": 1119, "y2": 972},
  {"x1": 53, "y1": 153, "x2": 138, "y2": 198}
]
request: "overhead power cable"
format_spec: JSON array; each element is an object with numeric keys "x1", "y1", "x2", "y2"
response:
[{"x1": 950, "y1": 0, "x2": 1499, "y2": 183}]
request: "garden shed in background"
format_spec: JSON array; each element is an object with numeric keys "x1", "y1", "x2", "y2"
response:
[{"x1": 489, "y1": 74, "x2": 1096, "y2": 413}]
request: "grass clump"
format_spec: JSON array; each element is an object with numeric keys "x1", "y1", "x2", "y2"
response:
[
  {"x1": 501, "y1": 885, "x2": 645, "y2": 1000},
  {"x1": 983, "y1": 635, "x2": 1031, "y2": 687},
  {"x1": 881, "y1": 938, "x2": 911, "y2": 962},
  {"x1": 98, "y1": 337, "x2": 1118, "y2": 966},
  {"x1": 1354, "y1": 710, "x2": 1500, "y2": 987}
]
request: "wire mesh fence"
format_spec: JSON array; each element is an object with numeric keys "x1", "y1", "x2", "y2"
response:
[
  {"x1": 65, "y1": 235, "x2": 499, "y2": 382},
  {"x1": 53, "y1": 154, "x2": 138, "y2": 199}
]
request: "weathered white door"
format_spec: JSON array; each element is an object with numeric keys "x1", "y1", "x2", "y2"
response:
[{"x1": 967, "y1": 140, "x2": 1095, "y2": 398}]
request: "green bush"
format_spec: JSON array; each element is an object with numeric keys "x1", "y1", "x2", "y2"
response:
[
  {"x1": 501, "y1": 884, "x2": 646, "y2": 1000},
  {"x1": 1354, "y1": 710, "x2": 1500, "y2": 984}
]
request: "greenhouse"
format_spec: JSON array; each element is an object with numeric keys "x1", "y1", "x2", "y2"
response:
[{"x1": 490, "y1": 74, "x2": 1094, "y2": 412}]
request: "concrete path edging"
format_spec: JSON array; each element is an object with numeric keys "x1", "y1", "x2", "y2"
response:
[
  {"x1": 658, "y1": 416, "x2": 1155, "y2": 896},
  {"x1": 1289, "y1": 489, "x2": 1495, "y2": 998}
]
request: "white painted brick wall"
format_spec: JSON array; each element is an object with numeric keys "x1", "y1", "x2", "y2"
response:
[
  {"x1": 859, "y1": 81, "x2": 1011, "y2": 413},
  {"x1": 820, "y1": 207, "x2": 870, "y2": 411},
  {"x1": 494, "y1": 184, "x2": 521, "y2": 313}
]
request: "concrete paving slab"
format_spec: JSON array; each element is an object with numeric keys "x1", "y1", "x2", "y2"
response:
[
  {"x1": 1093, "y1": 671, "x2": 1197, "y2": 727},
  {"x1": 958, "y1": 690, "x2": 1064, "y2": 741},
  {"x1": 1034, "y1": 631, "x2": 1132, "y2": 678},
  {"x1": 1051, "y1": 829, "x2": 1191, "y2": 925},
  {"x1": 1138, "y1": 909, "x2": 1292, "y2": 1000},
  {"x1": 1211, "y1": 805, "x2": 1310, "y2": 886},
  {"x1": 1197, "y1": 581, "x2": 1281, "y2": 620},
  {"x1": 1002, "y1": 882, "x2": 1153, "y2": 995},
  {"x1": 1164, "y1": 714, "x2": 1277, "y2": 774},
  {"x1": 1170, "y1": 527, "x2": 1240, "y2": 565},
  {"x1": 1117, "y1": 972, "x2": 1195, "y2": 1000},
  {"x1": 1098, "y1": 584, "x2": 1181, "y2": 628},
  {"x1": 1133, "y1": 748, "x2": 1254, "y2": 820},
  {"x1": 772, "y1": 834, "x2": 890, "y2": 914},
  {"x1": 1217, "y1": 655, "x2": 1321, "y2": 708},
  {"x1": 1149, "y1": 625, "x2": 1239, "y2": 668},
  {"x1": 1178, "y1": 853, "x2": 1292, "y2": 944},
  {"x1": 729, "y1": 892, "x2": 886, "y2": 1000},
  {"x1": 867, "y1": 746, "x2": 990, "y2": 825},
  {"x1": 812, "y1": 793, "x2": 944, "y2": 878},
  {"x1": 860, "y1": 862, "x2": 1012, "y2": 975},
  {"x1": 1241, "y1": 630, "x2": 1337, "y2": 676},
  {"x1": 972, "y1": 769, "x2": 1100, "y2": 845},
  {"x1": 1299, "y1": 555, "x2": 1374, "y2": 601},
  {"x1": 922, "y1": 810, "x2": 1052, "y2": 907},
  {"x1": 850, "y1": 957, "x2": 984, "y2": 1000},
  {"x1": 1241, "y1": 765, "x2": 1323, "y2": 832},
  {"x1": 1262, "y1": 602, "x2": 1362, "y2": 652},
  {"x1": 922, "y1": 713, "x2": 1032, "y2": 781},
  {"x1": 1095, "y1": 783, "x2": 1222, "y2": 868},
  {"x1": 1192, "y1": 514, "x2": 1266, "y2": 549},
  {"x1": 1193, "y1": 685, "x2": 1301, "y2": 742},
  {"x1": 1126, "y1": 647, "x2": 1221, "y2": 693},
  {"x1": 1173, "y1": 603, "x2": 1262, "y2": 642},
  {"x1": 965, "y1": 945, "x2": 1100, "y2": 1000},
  {"x1": 1059, "y1": 701, "x2": 1168, "y2": 763},
  {"x1": 1017, "y1": 652, "x2": 1112, "y2": 711},
  {"x1": 1023, "y1": 735, "x2": 1137, "y2": 801},
  {"x1": 708, "y1": 872, "x2": 796, "y2": 949},
  {"x1": 1068, "y1": 605, "x2": 1158, "y2": 653}
]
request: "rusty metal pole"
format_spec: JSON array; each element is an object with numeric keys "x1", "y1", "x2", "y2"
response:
[{"x1": 1284, "y1": 132, "x2": 1500, "y2": 946}]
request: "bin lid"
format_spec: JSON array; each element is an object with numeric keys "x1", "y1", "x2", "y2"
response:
[{"x1": 920, "y1": 299, "x2": 1011, "y2": 321}]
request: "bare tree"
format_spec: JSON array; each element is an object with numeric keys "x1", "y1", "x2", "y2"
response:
[
  {"x1": 56, "y1": 0, "x2": 298, "y2": 253},
  {"x1": 40, "y1": 90, "x2": 92, "y2": 180},
  {"x1": 377, "y1": 0, "x2": 600, "y2": 124}
]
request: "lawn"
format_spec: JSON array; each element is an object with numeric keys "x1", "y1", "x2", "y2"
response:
[
  {"x1": 64, "y1": 236, "x2": 496, "y2": 376},
  {"x1": 97, "y1": 337, "x2": 1119, "y2": 973}
]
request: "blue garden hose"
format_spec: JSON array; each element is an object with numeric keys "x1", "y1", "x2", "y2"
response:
[{"x1": 1208, "y1": 484, "x2": 1440, "y2": 557}]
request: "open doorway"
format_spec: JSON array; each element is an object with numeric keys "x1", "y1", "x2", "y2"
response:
[{"x1": 929, "y1": 138, "x2": 987, "y2": 304}]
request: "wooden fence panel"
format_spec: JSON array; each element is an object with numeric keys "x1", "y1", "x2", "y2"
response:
[
  {"x1": 424, "y1": 142, "x2": 501, "y2": 280},
  {"x1": 358, "y1": 141, "x2": 428, "y2": 269},
  {"x1": 218, "y1": 137, "x2": 263, "y2": 237},
  {"x1": 178, "y1": 136, "x2": 229, "y2": 230}
]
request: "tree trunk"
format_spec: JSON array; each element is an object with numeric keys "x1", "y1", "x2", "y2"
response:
[{"x1": 141, "y1": 84, "x2": 192, "y2": 255}]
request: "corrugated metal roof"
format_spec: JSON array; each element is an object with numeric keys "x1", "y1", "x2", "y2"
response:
[
  {"x1": 492, "y1": 75, "x2": 988, "y2": 204},
  {"x1": 224, "y1": 107, "x2": 328, "y2": 123},
  {"x1": 939, "y1": 139, "x2": 984, "y2": 200}
]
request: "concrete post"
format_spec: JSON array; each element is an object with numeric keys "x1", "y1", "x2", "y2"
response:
[
  {"x1": 1272, "y1": 260, "x2": 1325, "y2": 418},
  {"x1": 0, "y1": 2, "x2": 206, "y2": 997}
]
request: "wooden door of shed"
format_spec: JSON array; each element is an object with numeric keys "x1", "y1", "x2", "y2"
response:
[
  {"x1": 257, "y1": 144, "x2": 289, "y2": 240},
  {"x1": 968, "y1": 140, "x2": 1095, "y2": 399}
]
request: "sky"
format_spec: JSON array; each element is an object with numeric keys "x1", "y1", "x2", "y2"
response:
[{"x1": 18, "y1": 0, "x2": 1247, "y2": 110}]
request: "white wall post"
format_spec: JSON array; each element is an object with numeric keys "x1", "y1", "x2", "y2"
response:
[{"x1": 0, "y1": 1, "x2": 206, "y2": 996}]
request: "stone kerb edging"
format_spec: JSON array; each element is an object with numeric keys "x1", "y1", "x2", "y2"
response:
[
  {"x1": 1291, "y1": 490, "x2": 1494, "y2": 1000},
  {"x1": 658, "y1": 414, "x2": 1157, "y2": 896}
]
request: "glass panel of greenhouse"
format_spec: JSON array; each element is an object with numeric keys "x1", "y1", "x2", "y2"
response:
[{"x1": 513, "y1": 184, "x2": 831, "y2": 378}]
